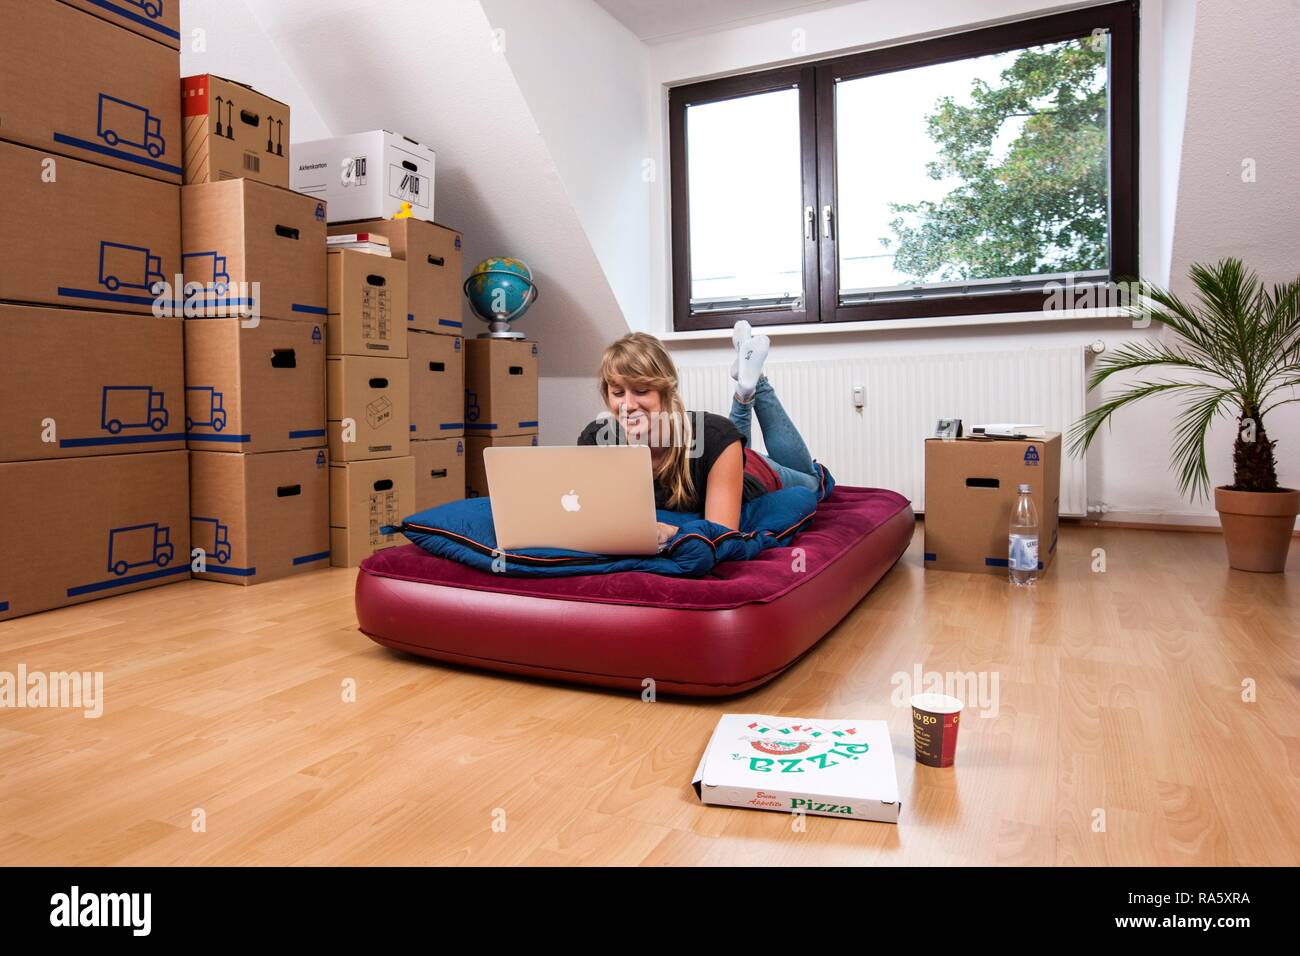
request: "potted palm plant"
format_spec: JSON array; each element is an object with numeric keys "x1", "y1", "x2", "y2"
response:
[{"x1": 1070, "y1": 258, "x2": 1300, "y2": 572}]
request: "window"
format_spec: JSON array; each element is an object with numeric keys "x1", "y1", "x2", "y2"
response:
[{"x1": 669, "y1": 1, "x2": 1138, "y2": 331}]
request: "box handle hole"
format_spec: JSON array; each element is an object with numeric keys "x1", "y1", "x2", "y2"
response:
[
  {"x1": 367, "y1": 274, "x2": 387, "y2": 287},
  {"x1": 369, "y1": 377, "x2": 389, "y2": 388},
  {"x1": 428, "y1": 255, "x2": 444, "y2": 267},
  {"x1": 240, "y1": 109, "x2": 260, "y2": 127},
  {"x1": 508, "y1": 366, "x2": 523, "y2": 375},
  {"x1": 965, "y1": 477, "x2": 1000, "y2": 488},
  {"x1": 276, "y1": 484, "x2": 301, "y2": 498},
  {"x1": 274, "y1": 225, "x2": 300, "y2": 240},
  {"x1": 373, "y1": 479, "x2": 394, "y2": 492},
  {"x1": 271, "y1": 348, "x2": 297, "y2": 369}
]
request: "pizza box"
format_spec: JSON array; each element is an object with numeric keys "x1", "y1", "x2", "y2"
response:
[{"x1": 691, "y1": 714, "x2": 901, "y2": 823}]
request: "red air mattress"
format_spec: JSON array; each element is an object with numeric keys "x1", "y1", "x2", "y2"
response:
[{"x1": 355, "y1": 486, "x2": 913, "y2": 696}]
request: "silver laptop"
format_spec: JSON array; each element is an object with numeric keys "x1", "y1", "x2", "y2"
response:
[{"x1": 483, "y1": 445, "x2": 660, "y2": 554}]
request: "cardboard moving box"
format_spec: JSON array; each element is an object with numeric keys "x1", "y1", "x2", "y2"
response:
[
  {"x1": 328, "y1": 218, "x2": 464, "y2": 333},
  {"x1": 329, "y1": 456, "x2": 416, "y2": 567},
  {"x1": 0, "y1": 306, "x2": 184, "y2": 462},
  {"x1": 293, "y1": 130, "x2": 435, "y2": 223},
  {"x1": 0, "y1": 451, "x2": 190, "y2": 621},
  {"x1": 923, "y1": 434, "x2": 1061, "y2": 576},
  {"x1": 465, "y1": 433, "x2": 537, "y2": 499},
  {"x1": 190, "y1": 449, "x2": 330, "y2": 584},
  {"x1": 0, "y1": 0, "x2": 181, "y2": 182},
  {"x1": 413, "y1": 438, "x2": 465, "y2": 510},
  {"x1": 182, "y1": 179, "x2": 328, "y2": 322},
  {"x1": 326, "y1": 250, "x2": 408, "y2": 357},
  {"x1": 0, "y1": 140, "x2": 180, "y2": 314},
  {"x1": 464, "y1": 339, "x2": 539, "y2": 436},
  {"x1": 327, "y1": 356, "x2": 411, "y2": 461},
  {"x1": 181, "y1": 74, "x2": 290, "y2": 188},
  {"x1": 409, "y1": 331, "x2": 464, "y2": 439},
  {"x1": 184, "y1": 319, "x2": 326, "y2": 454},
  {"x1": 58, "y1": 0, "x2": 181, "y2": 48}
]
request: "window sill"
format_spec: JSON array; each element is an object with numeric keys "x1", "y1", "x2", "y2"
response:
[{"x1": 658, "y1": 307, "x2": 1133, "y2": 341}]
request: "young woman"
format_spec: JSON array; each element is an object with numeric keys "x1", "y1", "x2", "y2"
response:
[{"x1": 576, "y1": 321, "x2": 823, "y2": 548}]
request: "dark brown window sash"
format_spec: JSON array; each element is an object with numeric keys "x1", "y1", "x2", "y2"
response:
[{"x1": 668, "y1": 1, "x2": 1139, "y2": 332}]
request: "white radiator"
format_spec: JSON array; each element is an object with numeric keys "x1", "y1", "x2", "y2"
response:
[{"x1": 677, "y1": 347, "x2": 1088, "y2": 516}]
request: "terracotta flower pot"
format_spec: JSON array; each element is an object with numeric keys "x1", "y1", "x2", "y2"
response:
[{"x1": 1214, "y1": 486, "x2": 1300, "y2": 572}]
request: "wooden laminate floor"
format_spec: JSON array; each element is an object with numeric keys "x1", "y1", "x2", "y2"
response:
[{"x1": 1, "y1": 524, "x2": 1297, "y2": 866}]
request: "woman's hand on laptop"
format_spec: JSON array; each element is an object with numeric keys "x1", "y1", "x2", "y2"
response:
[{"x1": 656, "y1": 522, "x2": 679, "y2": 550}]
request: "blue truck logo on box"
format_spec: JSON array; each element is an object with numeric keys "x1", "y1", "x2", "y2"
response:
[
  {"x1": 100, "y1": 242, "x2": 163, "y2": 293},
  {"x1": 1024, "y1": 445, "x2": 1040, "y2": 466},
  {"x1": 186, "y1": 386, "x2": 227, "y2": 432},
  {"x1": 183, "y1": 251, "x2": 231, "y2": 295},
  {"x1": 454, "y1": 338, "x2": 461, "y2": 351},
  {"x1": 97, "y1": 94, "x2": 166, "y2": 159},
  {"x1": 316, "y1": 451, "x2": 326, "y2": 467},
  {"x1": 312, "y1": 325, "x2": 322, "y2": 344},
  {"x1": 124, "y1": 0, "x2": 164, "y2": 19},
  {"x1": 465, "y1": 389, "x2": 480, "y2": 423},
  {"x1": 101, "y1": 385, "x2": 168, "y2": 434},
  {"x1": 107, "y1": 523, "x2": 173, "y2": 576},
  {"x1": 314, "y1": 203, "x2": 326, "y2": 222},
  {"x1": 191, "y1": 517, "x2": 232, "y2": 564},
  {"x1": 456, "y1": 440, "x2": 464, "y2": 455}
]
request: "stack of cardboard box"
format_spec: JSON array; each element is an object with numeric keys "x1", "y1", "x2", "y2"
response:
[
  {"x1": 324, "y1": 247, "x2": 415, "y2": 566},
  {"x1": 180, "y1": 75, "x2": 330, "y2": 585},
  {"x1": 305, "y1": 131, "x2": 532, "y2": 509},
  {"x1": 328, "y1": 218, "x2": 468, "y2": 511},
  {"x1": 463, "y1": 338, "x2": 541, "y2": 498},
  {"x1": 0, "y1": 0, "x2": 189, "y2": 621}
]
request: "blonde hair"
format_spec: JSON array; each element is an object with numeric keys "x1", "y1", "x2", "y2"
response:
[{"x1": 596, "y1": 332, "x2": 696, "y2": 510}]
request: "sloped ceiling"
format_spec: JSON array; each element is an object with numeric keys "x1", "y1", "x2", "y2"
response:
[
  {"x1": 245, "y1": 0, "x2": 630, "y2": 378},
  {"x1": 594, "y1": 0, "x2": 864, "y2": 42}
]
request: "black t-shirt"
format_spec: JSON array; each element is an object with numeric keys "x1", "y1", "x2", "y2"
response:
[{"x1": 576, "y1": 411, "x2": 766, "y2": 512}]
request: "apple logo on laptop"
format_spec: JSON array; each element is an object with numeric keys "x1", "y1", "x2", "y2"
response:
[{"x1": 560, "y1": 489, "x2": 581, "y2": 512}]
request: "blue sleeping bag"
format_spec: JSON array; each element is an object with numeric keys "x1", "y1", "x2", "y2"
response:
[{"x1": 394, "y1": 462, "x2": 836, "y2": 578}]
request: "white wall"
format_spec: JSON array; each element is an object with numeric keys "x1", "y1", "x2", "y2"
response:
[
  {"x1": 187, "y1": 0, "x2": 1300, "y2": 514},
  {"x1": 179, "y1": 0, "x2": 332, "y2": 141},
  {"x1": 643, "y1": 0, "x2": 1300, "y2": 521},
  {"x1": 212, "y1": 0, "x2": 634, "y2": 447},
  {"x1": 480, "y1": 0, "x2": 654, "y2": 333}
]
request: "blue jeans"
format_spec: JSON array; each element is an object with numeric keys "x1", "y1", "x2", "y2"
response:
[{"x1": 729, "y1": 375, "x2": 820, "y2": 493}]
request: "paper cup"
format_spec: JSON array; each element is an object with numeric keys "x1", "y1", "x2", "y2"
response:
[{"x1": 911, "y1": 693, "x2": 963, "y2": 767}]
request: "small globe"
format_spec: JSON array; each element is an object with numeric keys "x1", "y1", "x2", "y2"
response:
[{"x1": 463, "y1": 257, "x2": 539, "y2": 326}]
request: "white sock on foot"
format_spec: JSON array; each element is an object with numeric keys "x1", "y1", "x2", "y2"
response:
[
  {"x1": 735, "y1": 334, "x2": 769, "y2": 403},
  {"x1": 730, "y1": 320, "x2": 753, "y2": 380}
]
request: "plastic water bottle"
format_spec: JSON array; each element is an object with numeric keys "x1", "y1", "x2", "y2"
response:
[{"x1": 1008, "y1": 483, "x2": 1039, "y2": 586}]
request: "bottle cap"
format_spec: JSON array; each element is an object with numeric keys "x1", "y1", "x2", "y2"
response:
[{"x1": 1018, "y1": 483, "x2": 1031, "y2": 493}]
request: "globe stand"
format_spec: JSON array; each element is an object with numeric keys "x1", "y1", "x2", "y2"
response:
[{"x1": 477, "y1": 318, "x2": 525, "y2": 340}]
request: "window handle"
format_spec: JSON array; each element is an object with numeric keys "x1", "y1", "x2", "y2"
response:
[
  {"x1": 822, "y1": 204, "x2": 835, "y2": 239},
  {"x1": 804, "y1": 205, "x2": 815, "y2": 240}
]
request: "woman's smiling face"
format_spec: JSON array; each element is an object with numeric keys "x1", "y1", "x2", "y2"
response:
[{"x1": 605, "y1": 374, "x2": 664, "y2": 444}]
